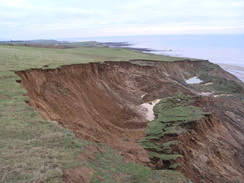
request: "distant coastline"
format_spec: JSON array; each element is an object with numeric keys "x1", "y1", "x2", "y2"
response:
[{"x1": 96, "y1": 35, "x2": 244, "y2": 82}]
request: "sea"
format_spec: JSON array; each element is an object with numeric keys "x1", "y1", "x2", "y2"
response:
[{"x1": 67, "y1": 34, "x2": 244, "y2": 82}]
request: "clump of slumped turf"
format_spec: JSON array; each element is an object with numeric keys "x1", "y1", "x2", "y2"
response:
[{"x1": 140, "y1": 94, "x2": 211, "y2": 169}]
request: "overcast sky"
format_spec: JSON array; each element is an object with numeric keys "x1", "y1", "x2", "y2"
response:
[{"x1": 0, "y1": 0, "x2": 243, "y2": 39}]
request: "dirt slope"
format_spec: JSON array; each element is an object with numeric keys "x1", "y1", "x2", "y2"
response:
[{"x1": 16, "y1": 60, "x2": 244, "y2": 183}]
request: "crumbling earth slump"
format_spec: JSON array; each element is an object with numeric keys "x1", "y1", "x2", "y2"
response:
[
  {"x1": 16, "y1": 60, "x2": 244, "y2": 183},
  {"x1": 15, "y1": 60, "x2": 195, "y2": 162}
]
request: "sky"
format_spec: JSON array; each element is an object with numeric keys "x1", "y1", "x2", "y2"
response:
[{"x1": 0, "y1": 0, "x2": 244, "y2": 40}]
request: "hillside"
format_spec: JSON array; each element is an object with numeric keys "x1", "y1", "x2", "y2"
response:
[{"x1": 1, "y1": 44, "x2": 244, "y2": 183}]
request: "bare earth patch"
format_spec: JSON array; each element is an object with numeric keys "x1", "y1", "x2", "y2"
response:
[{"x1": 63, "y1": 167, "x2": 94, "y2": 183}]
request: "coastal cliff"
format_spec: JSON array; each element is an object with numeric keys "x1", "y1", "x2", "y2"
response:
[{"x1": 16, "y1": 60, "x2": 244, "y2": 183}]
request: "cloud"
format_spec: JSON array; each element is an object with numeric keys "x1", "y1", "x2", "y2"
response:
[{"x1": 0, "y1": 0, "x2": 243, "y2": 39}]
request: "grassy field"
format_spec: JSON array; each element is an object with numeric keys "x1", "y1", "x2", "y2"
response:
[
  {"x1": 0, "y1": 45, "x2": 191, "y2": 183},
  {"x1": 0, "y1": 44, "x2": 183, "y2": 71}
]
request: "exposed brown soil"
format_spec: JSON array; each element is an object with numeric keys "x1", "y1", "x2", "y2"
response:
[
  {"x1": 63, "y1": 167, "x2": 94, "y2": 183},
  {"x1": 16, "y1": 60, "x2": 244, "y2": 183},
  {"x1": 63, "y1": 145, "x2": 107, "y2": 182},
  {"x1": 0, "y1": 95, "x2": 11, "y2": 99},
  {"x1": 177, "y1": 113, "x2": 244, "y2": 182}
]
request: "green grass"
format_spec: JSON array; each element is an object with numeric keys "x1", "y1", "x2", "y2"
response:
[
  {"x1": 0, "y1": 45, "x2": 190, "y2": 182},
  {"x1": 139, "y1": 140, "x2": 179, "y2": 154},
  {"x1": 149, "y1": 152, "x2": 182, "y2": 161},
  {"x1": 0, "y1": 45, "x2": 183, "y2": 71},
  {"x1": 89, "y1": 146, "x2": 189, "y2": 183}
]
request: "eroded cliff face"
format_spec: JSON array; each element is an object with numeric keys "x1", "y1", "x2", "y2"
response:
[
  {"x1": 180, "y1": 96, "x2": 244, "y2": 182},
  {"x1": 177, "y1": 110, "x2": 244, "y2": 182},
  {"x1": 16, "y1": 60, "x2": 244, "y2": 183}
]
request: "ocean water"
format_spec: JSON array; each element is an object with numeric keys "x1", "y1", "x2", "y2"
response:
[{"x1": 71, "y1": 34, "x2": 244, "y2": 82}]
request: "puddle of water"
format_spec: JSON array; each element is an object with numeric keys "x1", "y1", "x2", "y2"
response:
[
  {"x1": 185, "y1": 77, "x2": 203, "y2": 84},
  {"x1": 140, "y1": 99, "x2": 161, "y2": 121}
]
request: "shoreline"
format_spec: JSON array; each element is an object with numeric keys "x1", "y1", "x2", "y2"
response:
[{"x1": 218, "y1": 64, "x2": 244, "y2": 82}]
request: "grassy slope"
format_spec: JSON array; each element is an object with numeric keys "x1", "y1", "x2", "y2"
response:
[{"x1": 0, "y1": 45, "x2": 191, "y2": 183}]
